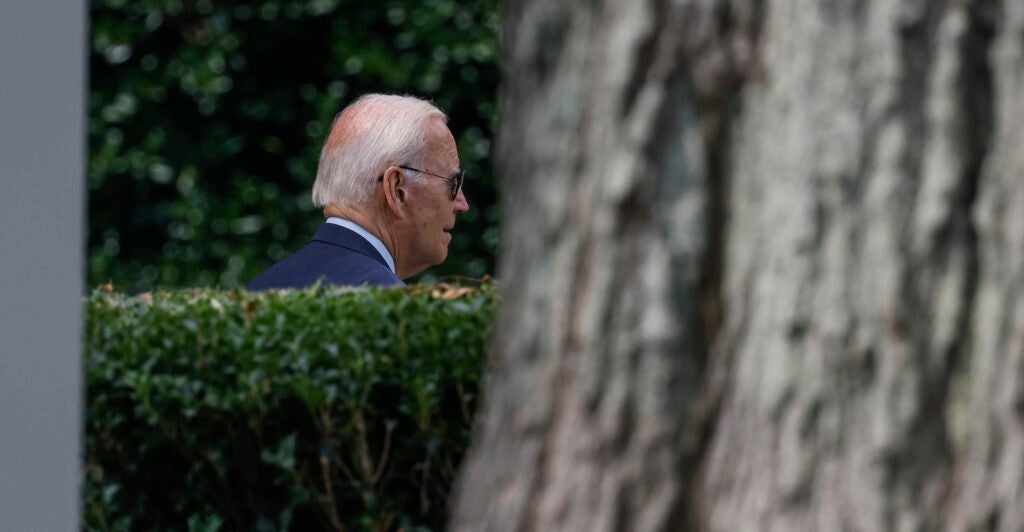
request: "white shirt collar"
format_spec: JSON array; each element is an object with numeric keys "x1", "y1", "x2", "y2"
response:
[{"x1": 325, "y1": 217, "x2": 396, "y2": 274}]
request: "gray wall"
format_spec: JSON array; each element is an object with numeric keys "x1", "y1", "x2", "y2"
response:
[{"x1": 0, "y1": 0, "x2": 86, "y2": 529}]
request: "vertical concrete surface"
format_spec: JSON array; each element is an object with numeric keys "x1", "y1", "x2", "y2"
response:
[{"x1": 0, "y1": 0, "x2": 86, "y2": 529}]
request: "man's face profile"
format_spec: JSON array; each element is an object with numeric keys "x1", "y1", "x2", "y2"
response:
[{"x1": 399, "y1": 116, "x2": 470, "y2": 274}]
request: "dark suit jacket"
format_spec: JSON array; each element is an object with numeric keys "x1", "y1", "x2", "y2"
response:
[{"x1": 246, "y1": 223, "x2": 403, "y2": 290}]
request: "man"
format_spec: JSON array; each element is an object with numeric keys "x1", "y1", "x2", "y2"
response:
[{"x1": 247, "y1": 94, "x2": 470, "y2": 290}]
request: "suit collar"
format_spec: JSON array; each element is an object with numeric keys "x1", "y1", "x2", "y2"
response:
[
  {"x1": 310, "y1": 223, "x2": 391, "y2": 270},
  {"x1": 324, "y1": 217, "x2": 396, "y2": 273}
]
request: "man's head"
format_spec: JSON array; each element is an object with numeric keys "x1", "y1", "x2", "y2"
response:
[{"x1": 312, "y1": 94, "x2": 470, "y2": 279}]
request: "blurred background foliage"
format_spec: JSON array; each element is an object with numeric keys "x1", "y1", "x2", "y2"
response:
[{"x1": 89, "y1": 0, "x2": 500, "y2": 292}]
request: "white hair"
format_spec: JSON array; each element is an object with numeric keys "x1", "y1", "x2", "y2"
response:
[{"x1": 311, "y1": 94, "x2": 447, "y2": 208}]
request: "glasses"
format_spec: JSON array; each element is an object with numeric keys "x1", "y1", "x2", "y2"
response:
[{"x1": 389, "y1": 165, "x2": 465, "y2": 201}]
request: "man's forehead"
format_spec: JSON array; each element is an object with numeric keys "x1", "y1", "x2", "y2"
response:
[
  {"x1": 423, "y1": 118, "x2": 459, "y2": 162},
  {"x1": 423, "y1": 115, "x2": 453, "y2": 137}
]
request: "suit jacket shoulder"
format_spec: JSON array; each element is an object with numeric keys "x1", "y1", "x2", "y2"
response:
[{"x1": 246, "y1": 224, "x2": 403, "y2": 291}]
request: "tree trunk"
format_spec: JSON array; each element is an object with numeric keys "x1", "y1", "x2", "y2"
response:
[{"x1": 451, "y1": 0, "x2": 1024, "y2": 530}]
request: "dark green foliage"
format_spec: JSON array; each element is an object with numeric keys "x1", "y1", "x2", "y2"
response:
[
  {"x1": 89, "y1": 0, "x2": 500, "y2": 292},
  {"x1": 84, "y1": 283, "x2": 496, "y2": 531}
]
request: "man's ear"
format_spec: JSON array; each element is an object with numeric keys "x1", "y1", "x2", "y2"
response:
[{"x1": 381, "y1": 166, "x2": 408, "y2": 217}]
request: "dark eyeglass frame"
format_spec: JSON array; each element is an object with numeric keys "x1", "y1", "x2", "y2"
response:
[{"x1": 378, "y1": 165, "x2": 465, "y2": 201}]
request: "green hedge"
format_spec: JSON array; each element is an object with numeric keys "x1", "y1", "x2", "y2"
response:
[{"x1": 84, "y1": 283, "x2": 496, "y2": 531}]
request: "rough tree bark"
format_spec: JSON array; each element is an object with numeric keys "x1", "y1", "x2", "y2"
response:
[{"x1": 451, "y1": 0, "x2": 1024, "y2": 531}]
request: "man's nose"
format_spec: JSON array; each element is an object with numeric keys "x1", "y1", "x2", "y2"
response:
[{"x1": 453, "y1": 189, "x2": 469, "y2": 213}]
